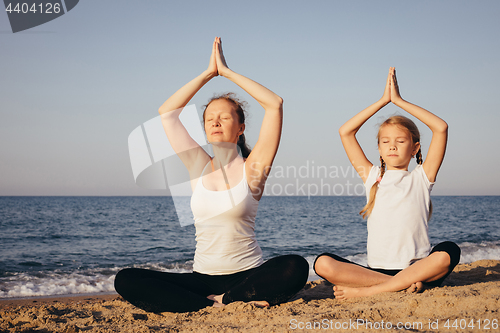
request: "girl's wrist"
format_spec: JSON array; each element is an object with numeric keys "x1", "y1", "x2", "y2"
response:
[
  {"x1": 391, "y1": 97, "x2": 405, "y2": 106},
  {"x1": 377, "y1": 98, "x2": 390, "y2": 107}
]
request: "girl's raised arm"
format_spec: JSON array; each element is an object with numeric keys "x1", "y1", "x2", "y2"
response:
[
  {"x1": 390, "y1": 68, "x2": 448, "y2": 182},
  {"x1": 214, "y1": 38, "x2": 283, "y2": 199},
  {"x1": 339, "y1": 68, "x2": 392, "y2": 183},
  {"x1": 157, "y1": 39, "x2": 220, "y2": 177}
]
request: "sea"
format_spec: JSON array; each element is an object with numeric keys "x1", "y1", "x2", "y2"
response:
[{"x1": 1, "y1": 196, "x2": 499, "y2": 299}]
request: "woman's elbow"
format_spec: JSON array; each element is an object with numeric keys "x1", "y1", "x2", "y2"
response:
[
  {"x1": 158, "y1": 106, "x2": 170, "y2": 115},
  {"x1": 273, "y1": 96, "x2": 284, "y2": 110}
]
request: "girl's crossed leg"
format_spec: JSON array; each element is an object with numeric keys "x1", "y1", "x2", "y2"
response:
[{"x1": 314, "y1": 241, "x2": 460, "y2": 300}]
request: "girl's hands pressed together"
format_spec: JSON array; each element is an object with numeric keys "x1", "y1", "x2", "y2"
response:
[
  {"x1": 390, "y1": 67, "x2": 403, "y2": 104},
  {"x1": 381, "y1": 67, "x2": 392, "y2": 105}
]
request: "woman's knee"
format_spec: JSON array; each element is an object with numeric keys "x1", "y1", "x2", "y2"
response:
[
  {"x1": 281, "y1": 255, "x2": 309, "y2": 277},
  {"x1": 114, "y1": 268, "x2": 137, "y2": 294}
]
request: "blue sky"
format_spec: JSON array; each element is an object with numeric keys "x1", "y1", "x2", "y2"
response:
[{"x1": 1, "y1": 0, "x2": 499, "y2": 195}]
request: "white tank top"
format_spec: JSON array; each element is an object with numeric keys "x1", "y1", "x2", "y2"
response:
[{"x1": 190, "y1": 161, "x2": 263, "y2": 275}]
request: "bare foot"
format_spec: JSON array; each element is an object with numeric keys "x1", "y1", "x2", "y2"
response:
[
  {"x1": 207, "y1": 294, "x2": 225, "y2": 308},
  {"x1": 333, "y1": 285, "x2": 373, "y2": 300},
  {"x1": 405, "y1": 282, "x2": 425, "y2": 294},
  {"x1": 248, "y1": 300, "x2": 270, "y2": 308}
]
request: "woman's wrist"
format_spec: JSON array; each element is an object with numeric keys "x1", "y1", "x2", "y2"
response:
[
  {"x1": 218, "y1": 67, "x2": 234, "y2": 79},
  {"x1": 202, "y1": 69, "x2": 218, "y2": 81}
]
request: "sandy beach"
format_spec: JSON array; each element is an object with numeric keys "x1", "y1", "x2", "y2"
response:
[{"x1": 1, "y1": 259, "x2": 499, "y2": 332}]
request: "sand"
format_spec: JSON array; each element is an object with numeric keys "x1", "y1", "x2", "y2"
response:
[{"x1": 1, "y1": 259, "x2": 499, "y2": 333}]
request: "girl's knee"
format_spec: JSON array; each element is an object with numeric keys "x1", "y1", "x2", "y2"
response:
[
  {"x1": 314, "y1": 255, "x2": 334, "y2": 277},
  {"x1": 430, "y1": 251, "x2": 452, "y2": 269},
  {"x1": 431, "y1": 241, "x2": 461, "y2": 269}
]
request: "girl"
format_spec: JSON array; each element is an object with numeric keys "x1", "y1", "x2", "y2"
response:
[
  {"x1": 314, "y1": 67, "x2": 460, "y2": 299},
  {"x1": 114, "y1": 37, "x2": 309, "y2": 312}
]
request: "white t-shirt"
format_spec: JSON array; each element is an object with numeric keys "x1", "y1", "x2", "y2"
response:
[{"x1": 364, "y1": 164, "x2": 434, "y2": 269}]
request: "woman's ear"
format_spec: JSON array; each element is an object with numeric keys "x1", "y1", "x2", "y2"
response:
[{"x1": 239, "y1": 123, "x2": 245, "y2": 136}]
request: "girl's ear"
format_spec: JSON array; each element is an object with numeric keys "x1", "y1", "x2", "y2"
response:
[
  {"x1": 239, "y1": 123, "x2": 245, "y2": 136},
  {"x1": 413, "y1": 142, "x2": 421, "y2": 156}
]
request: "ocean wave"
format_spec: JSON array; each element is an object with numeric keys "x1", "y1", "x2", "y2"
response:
[
  {"x1": 1, "y1": 242, "x2": 498, "y2": 299},
  {"x1": 0, "y1": 262, "x2": 193, "y2": 299}
]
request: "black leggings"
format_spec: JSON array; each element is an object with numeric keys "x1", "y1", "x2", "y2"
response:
[
  {"x1": 314, "y1": 241, "x2": 461, "y2": 287},
  {"x1": 114, "y1": 254, "x2": 309, "y2": 313}
]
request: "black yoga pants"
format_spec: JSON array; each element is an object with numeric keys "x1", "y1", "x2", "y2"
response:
[
  {"x1": 314, "y1": 241, "x2": 461, "y2": 287},
  {"x1": 114, "y1": 254, "x2": 309, "y2": 313}
]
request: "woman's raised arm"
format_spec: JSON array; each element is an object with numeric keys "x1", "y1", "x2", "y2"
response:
[
  {"x1": 157, "y1": 38, "x2": 220, "y2": 177},
  {"x1": 214, "y1": 37, "x2": 283, "y2": 198}
]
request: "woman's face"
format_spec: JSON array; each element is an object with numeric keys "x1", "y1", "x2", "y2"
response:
[{"x1": 204, "y1": 99, "x2": 244, "y2": 144}]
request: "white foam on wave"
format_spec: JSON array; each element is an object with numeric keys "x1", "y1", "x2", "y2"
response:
[
  {"x1": 2, "y1": 243, "x2": 499, "y2": 298},
  {"x1": 459, "y1": 240, "x2": 500, "y2": 263},
  {"x1": 0, "y1": 271, "x2": 117, "y2": 298},
  {"x1": 0, "y1": 262, "x2": 194, "y2": 299}
]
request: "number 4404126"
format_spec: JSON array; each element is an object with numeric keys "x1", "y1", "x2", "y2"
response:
[
  {"x1": 444, "y1": 319, "x2": 498, "y2": 330},
  {"x1": 5, "y1": 2, "x2": 62, "y2": 14}
]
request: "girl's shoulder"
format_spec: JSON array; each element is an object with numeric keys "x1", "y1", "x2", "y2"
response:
[
  {"x1": 411, "y1": 164, "x2": 435, "y2": 189},
  {"x1": 364, "y1": 165, "x2": 379, "y2": 186}
]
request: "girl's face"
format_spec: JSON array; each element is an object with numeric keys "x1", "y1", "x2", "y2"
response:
[
  {"x1": 204, "y1": 99, "x2": 244, "y2": 144},
  {"x1": 378, "y1": 124, "x2": 420, "y2": 171}
]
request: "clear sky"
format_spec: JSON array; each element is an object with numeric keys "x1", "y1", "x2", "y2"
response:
[{"x1": 1, "y1": 0, "x2": 499, "y2": 196}]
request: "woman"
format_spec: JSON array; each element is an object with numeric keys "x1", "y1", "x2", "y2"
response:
[{"x1": 114, "y1": 37, "x2": 309, "y2": 313}]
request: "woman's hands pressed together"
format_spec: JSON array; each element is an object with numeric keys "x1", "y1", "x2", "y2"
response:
[
  {"x1": 206, "y1": 37, "x2": 219, "y2": 78},
  {"x1": 207, "y1": 37, "x2": 231, "y2": 78}
]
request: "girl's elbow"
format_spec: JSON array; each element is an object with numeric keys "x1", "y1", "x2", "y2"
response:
[
  {"x1": 339, "y1": 125, "x2": 350, "y2": 137},
  {"x1": 436, "y1": 121, "x2": 448, "y2": 134}
]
